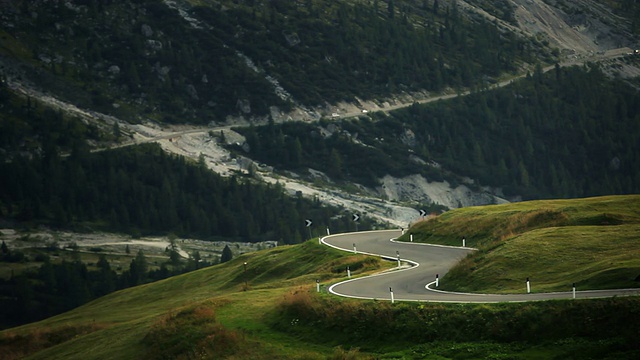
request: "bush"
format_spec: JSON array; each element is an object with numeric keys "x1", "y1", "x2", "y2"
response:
[
  {"x1": 1, "y1": 250, "x2": 26, "y2": 263},
  {"x1": 34, "y1": 253, "x2": 50, "y2": 262},
  {"x1": 142, "y1": 304, "x2": 248, "y2": 359},
  {"x1": 274, "y1": 290, "x2": 640, "y2": 346},
  {"x1": 0, "y1": 324, "x2": 104, "y2": 360}
]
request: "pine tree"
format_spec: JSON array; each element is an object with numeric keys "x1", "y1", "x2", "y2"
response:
[
  {"x1": 1, "y1": 240, "x2": 8, "y2": 256},
  {"x1": 289, "y1": 137, "x2": 303, "y2": 167},
  {"x1": 220, "y1": 245, "x2": 233, "y2": 263},
  {"x1": 167, "y1": 238, "x2": 181, "y2": 265},
  {"x1": 327, "y1": 149, "x2": 343, "y2": 179},
  {"x1": 130, "y1": 250, "x2": 148, "y2": 285},
  {"x1": 191, "y1": 251, "x2": 201, "y2": 270},
  {"x1": 113, "y1": 122, "x2": 121, "y2": 141},
  {"x1": 96, "y1": 254, "x2": 116, "y2": 295}
]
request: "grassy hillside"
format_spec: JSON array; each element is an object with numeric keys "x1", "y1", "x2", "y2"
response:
[
  {"x1": 400, "y1": 195, "x2": 640, "y2": 293},
  {"x1": 1, "y1": 197, "x2": 640, "y2": 359},
  {"x1": 0, "y1": 240, "x2": 392, "y2": 359}
]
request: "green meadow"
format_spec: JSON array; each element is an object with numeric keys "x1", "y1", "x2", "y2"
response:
[
  {"x1": 401, "y1": 195, "x2": 640, "y2": 294},
  {"x1": 2, "y1": 196, "x2": 640, "y2": 359}
]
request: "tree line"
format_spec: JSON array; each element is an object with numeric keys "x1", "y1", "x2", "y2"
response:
[
  {"x1": 0, "y1": 243, "x2": 216, "y2": 329},
  {"x1": 608, "y1": 0, "x2": 640, "y2": 33},
  {"x1": 398, "y1": 63, "x2": 640, "y2": 199},
  {"x1": 0, "y1": 143, "x2": 366, "y2": 243},
  {"x1": 238, "y1": 119, "x2": 423, "y2": 189}
]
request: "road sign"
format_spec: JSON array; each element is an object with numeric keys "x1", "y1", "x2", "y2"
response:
[
  {"x1": 305, "y1": 219, "x2": 312, "y2": 227},
  {"x1": 352, "y1": 214, "x2": 360, "y2": 222},
  {"x1": 419, "y1": 209, "x2": 426, "y2": 217}
]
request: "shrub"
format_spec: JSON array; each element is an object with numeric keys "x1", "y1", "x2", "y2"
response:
[
  {"x1": 274, "y1": 291, "x2": 640, "y2": 346},
  {"x1": 0, "y1": 324, "x2": 105, "y2": 360},
  {"x1": 142, "y1": 304, "x2": 248, "y2": 359}
]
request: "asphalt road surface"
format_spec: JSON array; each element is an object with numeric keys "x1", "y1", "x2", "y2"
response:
[{"x1": 322, "y1": 230, "x2": 640, "y2": 303}]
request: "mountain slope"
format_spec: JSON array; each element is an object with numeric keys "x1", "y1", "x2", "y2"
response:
[
  {"x1": 0, "y1": 240, "x2": 391, "y2": 359},
  {"x1": 2, "y1": 1, "x2": 639, "y2": 228},
  {"x1": 2, "y1": 196, "x2": 640, "y2": 359},
  {"x1": 0, "y1": 0, "x2": 550, "y2": 124},
  {"x1": 401, "y1": 194, "x2": 640, "y2": 293},
  {"x1": 2, "y1": 0, "x2": 636, "y2": 124}
]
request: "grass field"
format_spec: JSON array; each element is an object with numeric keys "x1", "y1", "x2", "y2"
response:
[
  {"x1": 401, "y1": 195, "x2": 640, "y2": 293},
  {"x1": 1, "y1": 196, "x2": 640, "y2": 359}
]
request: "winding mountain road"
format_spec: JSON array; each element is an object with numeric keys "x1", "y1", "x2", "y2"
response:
[{"x1": 322, "y1": 230, "x2": 640, "y2": 303}]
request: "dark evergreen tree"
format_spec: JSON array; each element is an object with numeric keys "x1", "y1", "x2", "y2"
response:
[
  {"x1": 191, "y1": 251, "x2": 202, "y2": 270},
  {"x1": 95, "y1": 254, "x2": 117, "y2": 296},
  {"x1": 220, "y1": 245, "x2": 233, "y2": 263},
  {"x1": 167, "y1": 238, "x2": 181, "y2": 265},
  {"x1": 0, "y1": 241, "x2": 8, "y2": 256},
  {"x1": 129, "y1": 250, "x2": 148, "y2": 286}
]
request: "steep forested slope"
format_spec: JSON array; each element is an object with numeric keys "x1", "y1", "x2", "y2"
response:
[
  {"x1": 233, "y1": 63, "x2": 640, "y2": 200},
  {"x1": 0, "y1": 0, "x2": 547, "y2": 123},
  {"x1": 0, "y1": 143, "x2": 365, "y2": 241},
  {"x1": 604, "y1": 0, "x2": 640, "y2": 33},
  {"x1": 397, "y1": 64, "x2": 640, "y2": 199}
]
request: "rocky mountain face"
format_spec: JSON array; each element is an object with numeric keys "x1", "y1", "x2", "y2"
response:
[{"x1": 1, "y1": 0, "x2": 639, "y2": 226}]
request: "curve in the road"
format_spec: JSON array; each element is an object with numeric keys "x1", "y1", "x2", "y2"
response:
[{"x1": 322, "y1": 230, "x2": 640, "y2": 303}]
